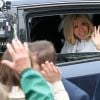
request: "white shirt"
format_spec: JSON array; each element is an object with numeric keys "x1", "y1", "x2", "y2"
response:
[
  {"x1": 48, "y1": 81, "x2": 70, "y2": 100},
  {"x1": 9, "y1": 86, "x2": 25, "y2": 100},
  {"x1": 52, "y1": 81, "x2": 70, "y2": 100},
  {"x1": 61, "y1": 38, "x2": 98, "y2": 53},
  {"x1": 9, "y1": 82, "x2": 70, "y2": 100}
]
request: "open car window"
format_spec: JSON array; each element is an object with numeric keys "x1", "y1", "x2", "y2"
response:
[
  {"x1": 22, "y1": 12, "x2": 100, "y2": 64},
  {"x1": 15, "y1": 2, "x2": 100, "y2": 65}
]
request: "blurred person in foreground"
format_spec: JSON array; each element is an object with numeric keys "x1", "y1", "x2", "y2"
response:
[{"x1": 1, "y1": 39, "x2": 54, "y2": 100}]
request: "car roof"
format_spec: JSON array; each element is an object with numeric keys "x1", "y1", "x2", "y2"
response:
[{"x1": 5, "y1": 0, "x2": 100, "y2": 7}]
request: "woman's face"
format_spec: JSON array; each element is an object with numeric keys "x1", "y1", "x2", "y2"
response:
[{"x1": 73, "y1": 19, "x2": 89, "y2": 40}]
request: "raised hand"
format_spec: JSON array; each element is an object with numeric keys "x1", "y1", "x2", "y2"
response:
[
  {"x1": 41, "y1": 61, "x2": 61, "y2": 84},
  {"x1": 92, "y1": 26, "x2": 100, "y2": 50},
  {"x1": 1, "y1": 39, "x2": 31, "y2": 74}
]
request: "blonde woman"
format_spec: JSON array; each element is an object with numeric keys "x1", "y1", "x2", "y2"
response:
[{"x1": 61, "y1": 14, "x2": 100, "y2": 53}]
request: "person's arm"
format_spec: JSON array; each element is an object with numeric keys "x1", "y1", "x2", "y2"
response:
[
  {"x1": 20, "y1": 68, "x2": 54, "y2": 100},
  {"x1": 1, "y1": 39, "x2": 54, "y2": 100},
  {"x1": 52, "y1": 80, "x2": 70, "y2": 100},
  {"x1": 92, "y1": 26, "x2": 100, "y2": 51},
  {"x1": 41, "y1": 61, "x2": 70, "y2": 100}
]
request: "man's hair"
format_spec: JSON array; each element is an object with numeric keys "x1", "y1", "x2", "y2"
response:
[{"x1": 28, "y1": 40, "x2": 57, "y2": 65}]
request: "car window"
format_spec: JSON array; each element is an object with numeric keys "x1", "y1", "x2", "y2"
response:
[
  {"x1": 22, "y1": 13, "x2": 100, "y2": 65},
  {"x1": 14, "y1": 3, "x2": 100, "y2": 64}
]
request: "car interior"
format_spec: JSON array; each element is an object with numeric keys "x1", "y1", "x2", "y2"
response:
[
  {"x1": 24, "y1": 13, "x2": 100, "y2": 64},
  {"x1": 28, "y1": 15, "x2": 64, "y2": 53},
  {"x1": 26, "y1": 13, "x2": 100, "y2": 53}
]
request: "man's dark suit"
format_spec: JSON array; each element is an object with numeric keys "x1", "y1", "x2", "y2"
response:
[{"x1": 62, "y1": 78, "x2": 89, "y2": 100}]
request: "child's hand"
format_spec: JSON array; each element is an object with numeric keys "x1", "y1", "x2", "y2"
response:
[
  {"x1": 41, "y1": 61, "x2": 61, "y2": 84},
  {"x1": 1, "y1": 39, "x2": 31, "y2": 74},
  {"x1": 92, "y1": 26, "x2": 100, "y2": 50}
]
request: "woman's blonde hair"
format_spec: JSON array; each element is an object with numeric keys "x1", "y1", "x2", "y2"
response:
[{"x1": 64, "y1": 14, "x2": 94, "y2": 44}]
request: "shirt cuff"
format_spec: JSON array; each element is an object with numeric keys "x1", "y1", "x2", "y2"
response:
[{"x1": 52, "y1": 80, "x2": 65, "y2": 92}]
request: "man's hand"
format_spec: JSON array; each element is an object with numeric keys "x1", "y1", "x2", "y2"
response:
[
  {"x1": 41, "y1": 61, "x2": 61, "y2": 84},
  {"x1": 1, "y1": 39, "x2": 31, "y2": 74}
]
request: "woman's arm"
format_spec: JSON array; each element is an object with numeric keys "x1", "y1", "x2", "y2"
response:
[{"x1": 92, "y1": 26, "x2": 100, "y2": 50}]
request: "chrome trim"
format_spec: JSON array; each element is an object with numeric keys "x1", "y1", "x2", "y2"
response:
[{"x1": 12, "y1": 2, "x2": 100, "y2": 9}]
